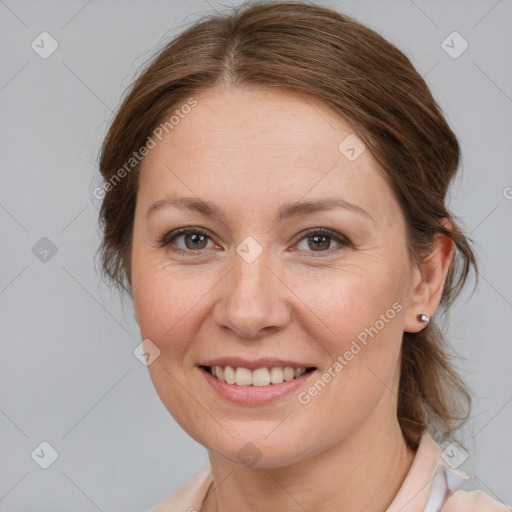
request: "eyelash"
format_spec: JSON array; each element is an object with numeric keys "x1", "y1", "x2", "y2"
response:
[{"x1": 158, "y1": 227, "x2": 351, "y2": 257}]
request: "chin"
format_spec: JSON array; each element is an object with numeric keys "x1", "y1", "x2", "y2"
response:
[{"x1": 200, "y1": 426, "x2": 319, "y2": 469}]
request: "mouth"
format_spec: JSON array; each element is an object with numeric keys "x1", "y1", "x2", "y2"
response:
[{"x1": 199, "y1": 364, "x2": 317, "y2": 387}]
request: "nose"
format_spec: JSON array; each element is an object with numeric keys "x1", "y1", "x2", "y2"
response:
[{"x1": 213, "y1": 249, "x2": 291, "y2": 340}]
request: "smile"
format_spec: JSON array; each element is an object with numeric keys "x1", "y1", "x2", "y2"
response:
[
  {"x1": 202, "y1": 365, "x2": 316, "y2": 386},
  {"x1": 198, "y1": 363, "x2": 318, "y2": 405}
]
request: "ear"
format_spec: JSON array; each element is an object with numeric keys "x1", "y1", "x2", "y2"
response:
[{"x1": 403, "y1": 219, "x2": 455, "y2": 333}]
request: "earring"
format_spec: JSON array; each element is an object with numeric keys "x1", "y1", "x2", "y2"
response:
[{"x1": 418, "y1": 314, "x2": 430, "y2": 326}]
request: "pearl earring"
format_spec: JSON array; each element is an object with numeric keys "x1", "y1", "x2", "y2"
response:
[{"x1": 418, "y1": 314, "x2": 430, "y2": 326}]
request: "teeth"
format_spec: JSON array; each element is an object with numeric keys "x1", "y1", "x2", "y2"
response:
[
  {"x1": 209, "y1": 365, "x2": 311, "y2": 386},
  {"x1": 224, "y1": 365, "x2": 236, "y2": 384},
  {"x1": 270, "y1": 367, "x2": 284, "y2": 384},
  {"x1": 252, "y1": 368, "x2": 270, "y2": 386},
  {"x1": 235, "y1": 367, "x2": 253, "y2": 386},
  {"x1": 294, "y1": 368, "x2": 304, "y2": 378},
  {"x1": 285, "y1": 367, "x2": 296, "y2": 381}
]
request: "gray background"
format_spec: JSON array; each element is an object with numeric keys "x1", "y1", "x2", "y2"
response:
[{"x1": 0, "y1": 0, "x2": 511, "y2": 510}]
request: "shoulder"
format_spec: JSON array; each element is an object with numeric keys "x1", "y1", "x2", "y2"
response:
[
  {"x1": 443, "y1": 488, "x2": 512, "y2": 511},
  {"x1": 145, "y1": 466, "x2": 213, "y2": 512}
]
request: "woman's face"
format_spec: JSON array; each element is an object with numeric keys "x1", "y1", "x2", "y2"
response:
[{"x1": 131, "y1": 86, "x2": 420, "y2": 467}]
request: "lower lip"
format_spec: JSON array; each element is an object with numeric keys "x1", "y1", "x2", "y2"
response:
[{"x1": 199, "y1": 366, "x2": 317, "y2": 405}]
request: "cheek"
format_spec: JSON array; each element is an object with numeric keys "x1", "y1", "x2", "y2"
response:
[
  {"x1": 291, "y1": 260, "x2": 408, "y2": 417},
  {"x1": 131, "y1": 259, "x2": 216, "y2": 355},
  {"x1": 295, "y1": 260, "x2": 406, "y2": 347},
  {"x1": 294, "y1": 266, "x2": 406, "y2": 417}
]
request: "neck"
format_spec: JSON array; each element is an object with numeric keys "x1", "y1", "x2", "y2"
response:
[{"x1": 203, "y1": 414, "x2": 416, "y2": 512}]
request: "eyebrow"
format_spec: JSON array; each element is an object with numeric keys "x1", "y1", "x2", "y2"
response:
[{"x1": 146, "y1": 196, "x2": 374, "y2": 223}]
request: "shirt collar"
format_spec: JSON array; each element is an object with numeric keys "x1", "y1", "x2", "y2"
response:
[{"x1": 385, "y1": 430, "x2": 473, "y2": 512}]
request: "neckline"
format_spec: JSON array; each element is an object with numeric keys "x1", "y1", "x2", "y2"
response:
[
  {"x1": 385, "y1": 430, "x2": 446, "y2": 512},
  {"x1": 197, "y1": 431, "x2": 458, "y2": 512}
]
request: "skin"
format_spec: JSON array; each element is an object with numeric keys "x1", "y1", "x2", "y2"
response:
[{"x1": 130, "y1": 86, "x2": 454, "y2": 512}]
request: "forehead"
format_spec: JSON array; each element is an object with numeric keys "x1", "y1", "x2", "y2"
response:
[
  {"x1": 146, "y1": 86, "x2": 365, "y2": 163},
  {"x1": 137, "y1": 86, "x2": 395, "y2": 223}
]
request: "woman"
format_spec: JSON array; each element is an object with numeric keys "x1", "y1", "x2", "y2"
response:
[{"x1": 96, "y1": 1, "x2": 510, "y2": 510}]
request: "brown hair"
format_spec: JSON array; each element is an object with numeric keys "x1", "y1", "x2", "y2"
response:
[{"x1": 97, "y1": 0, "x2": 477, "y2": 450}]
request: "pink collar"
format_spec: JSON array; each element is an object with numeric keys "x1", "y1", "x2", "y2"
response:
[{"x1": 385, "y1": 430, "x2": 473, "y2": 512}]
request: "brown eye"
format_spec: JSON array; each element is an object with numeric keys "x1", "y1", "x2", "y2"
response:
[
  {"x1": 160, "y1": 227, "x2": 215, "y2": 254},
  {"x1": 306, "y1": 234, "x2": 332, "y2": 251},
  {"x1": 295, "y1": 228, "x2": 350, "y2": 254},
  {"x1": 181, "y1": 232, "x2": 208, "y2": 250}
]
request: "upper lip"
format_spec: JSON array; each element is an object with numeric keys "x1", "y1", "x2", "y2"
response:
[{"x1": 199, "y1": 357, "x2": 316, "y2": 370}]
